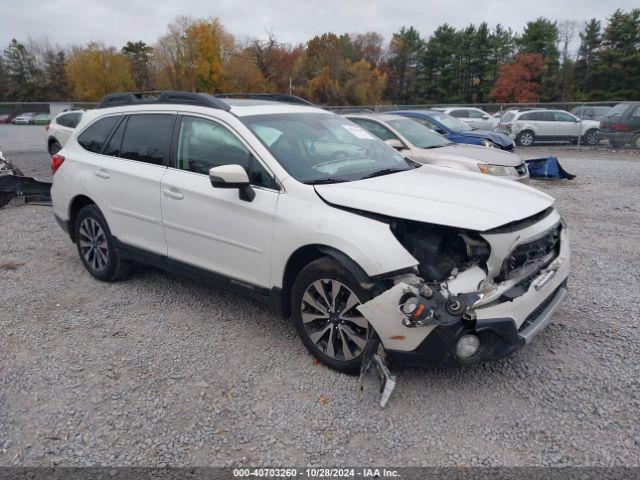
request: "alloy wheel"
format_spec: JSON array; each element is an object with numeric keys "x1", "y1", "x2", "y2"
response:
[
  {"x1": 78, "y1": 217, "x2": 109, "y2": 272},
  {"x1": 586, "y1": 132, "x2": 599, "y2": 146},
  {"x1": 301, "y1": 279, "x2": 368, "y2": 361},
  {"x1": 519, "y1": 132, "x2": 533, "y2": 146}
]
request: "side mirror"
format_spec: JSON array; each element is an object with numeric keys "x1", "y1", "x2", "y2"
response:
[
  {"x1": 209, "y1": 164, "x2": 255, "y2": 202},
  {"x1": 482, "y1": 115, "x2": 490, "y2": 120},
  {"x1": 384, "y1": 138, "x2": 405, "y2": 150}
]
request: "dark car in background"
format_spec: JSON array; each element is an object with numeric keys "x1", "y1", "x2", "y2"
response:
[
  {"x1": 570, "y1": 105, "x2": 612, "y2": 122},
  {"x1": 390, "y1": 109, "x2": 515, "y2": 150},
  {"x1": 598, "y1": 102, "x2": 640, "y2": 149}
]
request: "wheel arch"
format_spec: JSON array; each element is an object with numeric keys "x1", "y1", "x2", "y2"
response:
[
  {"x1": 68, "y1": 194, "x2": 98, "y2": 242},
  {"x1": 276, "y1": 244, "x2": 373, "y2": 318}
]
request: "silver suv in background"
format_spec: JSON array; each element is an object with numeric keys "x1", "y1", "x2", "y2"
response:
[
  {"x1": 499, "y1": 109, "x2": 600, "y2": 146},
  {"x1": 345, "y1": 113, "x2": 529, "y2": 182},
  {"x1": 436, "y1": 107, "x2": 498, "y2": 131}
]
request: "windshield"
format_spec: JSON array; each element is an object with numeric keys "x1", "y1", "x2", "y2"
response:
[
  {"x1": 386, "y1": 118, "x2": 451, "y2": 148},
  {"x1": 431, "y1": 113, "x2": 473, "y2": 131},
  {"x1": 241, "y1": 113, "x2": 415, "y2": 184}
]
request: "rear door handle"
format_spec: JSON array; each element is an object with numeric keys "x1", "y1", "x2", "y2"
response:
[
  {"x1": 95, "y1": 169, "x2": 110, "y2": 179},
  {"x1": 163, "y1": 188, "x2": 184, "y2": 200}
]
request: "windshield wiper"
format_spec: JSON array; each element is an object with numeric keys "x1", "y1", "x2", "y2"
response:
[
  {"x1": 359, "y1": 168, "x2": 408, "y2": 180},
  {"x1": 304, "y1": 178, "x2": 346, "y2": 185}
]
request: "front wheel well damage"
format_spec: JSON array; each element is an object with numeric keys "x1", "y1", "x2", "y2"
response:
[{"x1": 278, "y1": 245, "x2": 374, "y2": 318}]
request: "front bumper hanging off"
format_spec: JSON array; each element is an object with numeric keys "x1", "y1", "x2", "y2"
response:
[{"x1": 357, "y1": 211, "x2": 571, "y2": 370}]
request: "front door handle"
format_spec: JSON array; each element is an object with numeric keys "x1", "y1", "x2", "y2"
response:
[
  {"x1": 163, "y1": 188, "x2": 184, "y2": 200},
  {"x1": 95, "y1": 169, "x2": 110, "y2": 179}
]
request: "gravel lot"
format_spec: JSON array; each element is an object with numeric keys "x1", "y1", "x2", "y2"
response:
[{"x1": 1, "y1": 125, "x2": 640, "y2": 467}]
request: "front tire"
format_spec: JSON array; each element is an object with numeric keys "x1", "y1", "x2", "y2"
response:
[
  {"x1": 291, "y1": 257, "x2": 372, "y2": 374},
  {"x1": 516, "y1": 130, "x2": 535, "y2": 146},
  {"x1": 74, "y1": 205, "x2": 133, "y2": 282}
]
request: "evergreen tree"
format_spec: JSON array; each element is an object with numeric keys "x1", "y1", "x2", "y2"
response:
[
  {"x1": 3, "y1": 39, "x2": 44, "y2": 101},
  {"x1": 44, "y1": 49, "x2": 70, "y2": 101},
  {"x1": 122, "y1": 41, "x2": 154, "y2": 92},
  {"x1": 574, "y1": 19, "x2": 601, "y2": 97},
  {"x1": 385, "y1": 27, "x2": 423, "y2": 103},
  {"x1": 518, "y1": 18, "x2": 560, "y2": 101}
]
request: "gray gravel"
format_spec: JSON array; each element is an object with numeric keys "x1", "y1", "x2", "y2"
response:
[{"x1": 1, "y1": 127, "x2": 640, "y2": 467}]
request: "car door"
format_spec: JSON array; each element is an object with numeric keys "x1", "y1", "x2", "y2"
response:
[
  {"x1": 160, "y1": 114, "x2": 279, "y2": 288},
  {"x1": 529, "y1": 112, "x2": 555, "y2": 138},
  {"x1": 553, "y1": 111, "x2": 581, "y2": 139},
  {"x1": 88, "y1": 112, "x2": 174, "y2": 256}
]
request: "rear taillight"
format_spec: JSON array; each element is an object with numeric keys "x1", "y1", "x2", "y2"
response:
[
  {"x1": 51, "y1": 153, "x2": 65, "y2": 173},
  {"x1": 610, "y1": 123, "x2": 631, "y2": 132}
]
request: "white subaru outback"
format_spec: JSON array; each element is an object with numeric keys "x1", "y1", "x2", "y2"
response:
[{"x1": 51, "y1": 92, "x2": 570, "y2": 374}]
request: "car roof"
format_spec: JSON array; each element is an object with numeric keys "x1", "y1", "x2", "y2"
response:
[
  {"x1": 343, "y1": 112, "x2": 403, "y2": 122},
  {"x1": 85, "y1": 101, "x2": 328, "y2": 119},
  {"x1": 389, "y1": 109, "x2": 441, "y2": 116}
]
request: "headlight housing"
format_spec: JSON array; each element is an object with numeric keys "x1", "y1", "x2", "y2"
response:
[
  {"x1": 478, "y1": 164, "x2": 515, "y2": 176},
  {"x1": 480, "y1": 139, "x2": 499, "y2": 148}
]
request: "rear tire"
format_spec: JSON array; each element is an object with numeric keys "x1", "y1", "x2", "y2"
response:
[
  {"x1": 516, "y1": 130, "x2": 535, "y2": 146},
  {"x1": 74, "y1": 205, "x2": 133, "y2": 282},
  {"x1": 291, "y1": 257, "x2": 372, "y2": 374}
]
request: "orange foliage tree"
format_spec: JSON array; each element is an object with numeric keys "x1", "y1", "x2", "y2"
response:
[{"x1": 490, "y1": 53, "x2": 544, "y2": 102}]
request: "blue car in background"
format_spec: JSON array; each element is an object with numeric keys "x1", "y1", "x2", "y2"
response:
[{"x1": 390, "y1": 110, "x2": 515, "y2": 151}]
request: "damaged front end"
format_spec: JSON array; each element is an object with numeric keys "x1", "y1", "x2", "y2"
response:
[{"x1": 357, "y1": 207, "x2": 570, "y2": 406}]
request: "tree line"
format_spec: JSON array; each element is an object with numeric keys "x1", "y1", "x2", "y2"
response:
[{"x1": 0, "y1": 8, "x2": 638, "y2": 105}]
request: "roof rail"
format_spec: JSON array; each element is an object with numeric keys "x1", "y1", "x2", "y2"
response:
[
  {"x1": 214, "y1": 93, "x2": 315, "y2": 106},
  {"x1": 98, "y1": 91, "x2": 231, "y2": 110}
]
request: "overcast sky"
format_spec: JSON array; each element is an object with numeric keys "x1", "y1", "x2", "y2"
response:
[{"x1": 0, "y1": 0, "x2": 635, "y2": 48}]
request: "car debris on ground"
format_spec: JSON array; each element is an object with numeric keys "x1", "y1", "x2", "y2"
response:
[{"x1": 0, "y1": 150, "x2": 51, "y2": 208}]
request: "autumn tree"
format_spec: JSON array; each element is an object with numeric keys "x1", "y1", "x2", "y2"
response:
[
  {"x1": 490, "y1": 53, "x2": 544, "y2": 103},
  {"x1": 343, "y1": 60, "x2": 386, "y2": 104},
  {"x1": 517, "y1": 18, "x2": 560, "y2": 100},
  {"x1": 155, "y1": 16, "x2": 226, "y2": 92},
  {"x1": 66, "y1": 43, "x2": 134, "y2": 100}
]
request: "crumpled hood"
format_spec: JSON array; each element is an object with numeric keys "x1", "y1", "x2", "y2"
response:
[
  {"x1": 424, "y1": 144, "x2": 522, "y2": 166},
  {"x1": 315, "y1": 166, "x2": 554, "y2": 231},
  {"x1": 456, "y1": 129, "x2": 514, "y2": 148}
]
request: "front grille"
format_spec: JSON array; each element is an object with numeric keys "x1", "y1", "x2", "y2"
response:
[
  {"x1": 499, "y1": 223, "x2": 562, "y2": 281},
  {"x1": 514, "y1": 163, "x2": 527, "y2": 175},
  {"x1": 518, "y1": 285, "x2": 561, "y2": 332}
]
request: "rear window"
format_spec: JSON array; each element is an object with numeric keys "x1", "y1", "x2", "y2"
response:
[
  {"x1": 57, "y1": 112, "x2": 82, "y2": 128},
  {"x1": 501, "y1": 112, "x2": 515, "y2": 123},
  {"x1": 120, "y1": 114, "x2": 175, "y2": 165},
  {"x1": 607, "y1": 103, "x2": 631, "y2": 117},
  {"x1": 77, "y1": 116, "x2": 121, "y2": 153}
]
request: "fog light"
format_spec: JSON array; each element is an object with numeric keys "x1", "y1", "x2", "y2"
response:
[{"x1": 456, "y1": 335, "x2": 480, "y2": 360}]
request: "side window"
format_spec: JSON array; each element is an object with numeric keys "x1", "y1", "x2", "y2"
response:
[
  {"x1": 177, "y1": 116, "x2": 277, "y2": 189},
  {"x1": 103, "y1": 116, "x2": 127, "y2": 157},
  {"x1": 120, "y1": 114, "x2": 175, "y2": 165},
  {"x1": 468, "y1": 109, "x2": 486, "y2": 119},
  {"x1": 350, "y1": 119, "x2": 398, "y2": 141},
  {"x1": 68, "y1": 112, "x2": 82, "y2": 128},
  {"x1": 77, "y1": 116, "x2": 121, "y2": 154},
  {"x1": 554, "y1": 111, "x2": 575, "y2": 122},
  {"x1": 539, "y1": 112, "x2": 555, "y2": 121},
  {"x1": 450, "y1": 109, "x2": 469, "y2": 118},
  {"x1": 56, "y1": 114, "x2": 71, "y2": 127},
  {"x1": 631, "y1": 106, "x2": 640, "y2": 118},
  {"x1": 519, "y1": 112, "x2": 532, "y2": 121}
]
